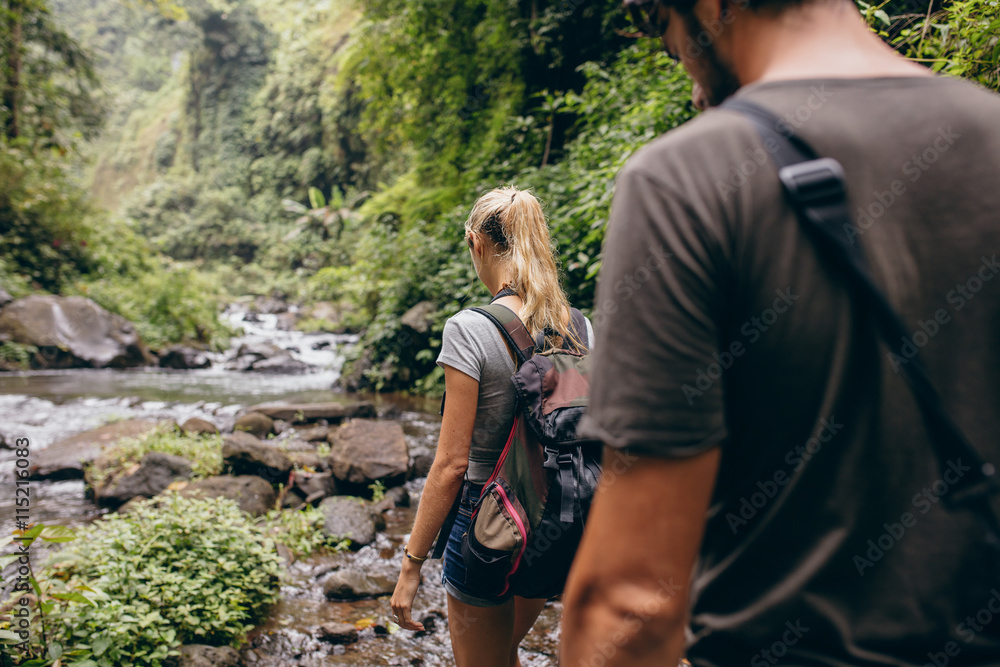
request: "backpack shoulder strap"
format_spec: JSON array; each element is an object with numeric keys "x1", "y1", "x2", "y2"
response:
[
  {"x1": 720, "y1": 96, "x2": 1000, "y2": 542},
  {"x1": 470, "y1": 304, "x2": 536, "y2": 365},
  {"x1": 569, "y1": 307, "x2": 589, "y2": 353}
]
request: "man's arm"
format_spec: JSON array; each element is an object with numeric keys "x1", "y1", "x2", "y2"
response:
[{"x1": 561, "y1": 446, "x2": 721, "y2": 666}]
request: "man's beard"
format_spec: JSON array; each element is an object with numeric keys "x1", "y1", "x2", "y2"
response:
[{"x1": 680, "y1": 12, "x2": 742, "y2": 107}]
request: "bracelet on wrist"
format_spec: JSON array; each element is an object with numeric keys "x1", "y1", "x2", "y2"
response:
[{"x1": 404, "y1": 545, "x2": 428, "y2": 563}]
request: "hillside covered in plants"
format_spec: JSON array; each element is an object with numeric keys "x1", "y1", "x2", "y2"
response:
[{"x1": 1, "y1": 0, "x2": 997, "y2": 391}]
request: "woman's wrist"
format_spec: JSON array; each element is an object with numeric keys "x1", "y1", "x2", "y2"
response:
[{"x1": 401, "y1": 555, "x2": 424, "y2": 571}]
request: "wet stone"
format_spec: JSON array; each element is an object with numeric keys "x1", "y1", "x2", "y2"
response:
[
  {"x1": 181, "y1": 417, "x2": 219, "y2": 435},
  {"x1": 222, "y1": 432, "x2": 292, "y2": 485},
  {"x1": 234, "y1": 411, "x2": 274, "y2": 438},
  {"x1": 316, "y1": 621, "x2": 359, "y2": 645},
  {"x1": 176, "y1": 644, "x2": 242, "y2": 667},
  {"x1": 322, "y1": 569, "x2": 395, "y2": 600},
  {"x1": 318, "y1": 496, "x2": 377, "y2": 547}
]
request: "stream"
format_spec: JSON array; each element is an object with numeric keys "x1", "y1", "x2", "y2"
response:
[{"x1": 0, "y1": 306, "x2": 560, "y2": 666}]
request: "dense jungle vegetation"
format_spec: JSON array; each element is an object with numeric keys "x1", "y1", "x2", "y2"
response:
[{"x1": 1, "y1": 0, "x2": 998, "y2": 391}]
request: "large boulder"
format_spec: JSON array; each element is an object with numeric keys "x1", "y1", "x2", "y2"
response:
[
  {"x1": 176, "y1": 645, "x2": 242, "y2": 667},
  {"x1": 327, "y1": 419, "x2": 408, "y2": 488},
  {"x1": 175, "y1": 475, "x2": 276, "y2": 516},
  {"x1": 95, "y1": 452, "x2": 193, "y2": 507},
  {"x1": 0, "y1": 287, "x2": 12, "y2": 309},
  {"x1": 247, "y1": 401, "x2": 376, "y2": 423},
  {"x1": 318, "y1": 496, "x2": 378, "y2": 547},
  {"x1": 159, "y1": 346, "x2": 211, "y2": 370},
  {"x1": 222, "y1": 432, "x2": 292, "y2": 484},
  {"x1": 322, "y1": 568, "x2": 396, "y2": 600},
  {"x1": 29, "y1": 419, "x2": 163, "y2": 481},
  {"x1": 0, "y1": 296, "x2": 154, "y2": 369},
  {"x1": 233, "y1": 412, "x2": 274, "y2": 438}
]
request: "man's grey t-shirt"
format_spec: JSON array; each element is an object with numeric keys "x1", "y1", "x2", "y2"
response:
[
  {"x1": 579, "y1": 76, "x2": 1000, "y2": 666},
  {"x1": 437, "y1": 307, "x2": 594, "y2": 483}
]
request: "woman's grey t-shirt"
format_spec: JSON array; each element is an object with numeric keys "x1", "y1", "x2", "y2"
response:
[{"x1": 436, "y1": 308, "x2": 594, "y2": 484}]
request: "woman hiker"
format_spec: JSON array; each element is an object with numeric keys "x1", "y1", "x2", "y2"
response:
[{"x1": 390, "y1": 186, "x2": 595, "y2": 667}]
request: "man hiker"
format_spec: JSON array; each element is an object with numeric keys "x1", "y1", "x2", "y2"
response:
[{"x1": 561, "y1": 0, "x2": 1000, "y2": 665}]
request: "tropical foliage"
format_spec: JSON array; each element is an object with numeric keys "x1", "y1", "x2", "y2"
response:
[{"x1": 0, "y1": 0, "x2": 997, "y2": 387}]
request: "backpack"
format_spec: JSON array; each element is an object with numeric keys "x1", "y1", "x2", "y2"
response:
[{"x1": 457, "y1": 303, "x2": 602, "y2": 600}]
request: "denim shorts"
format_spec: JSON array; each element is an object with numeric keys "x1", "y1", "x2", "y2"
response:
[{"x1": 441, "y1": 480, "x2": 515, "y2": 607}]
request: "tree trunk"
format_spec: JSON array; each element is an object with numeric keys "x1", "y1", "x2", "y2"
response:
[{"x1": 3, "y1": 0, "x2": 23, "y2": 140}]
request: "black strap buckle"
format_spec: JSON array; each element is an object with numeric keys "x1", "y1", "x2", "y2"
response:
[{"x1": 778, "y1": 158, "x2": 847, "y2": 207}]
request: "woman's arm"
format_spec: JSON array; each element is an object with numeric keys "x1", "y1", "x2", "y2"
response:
[{"x1": 391, "y1": 364, "x2": 479, "y2": 630}]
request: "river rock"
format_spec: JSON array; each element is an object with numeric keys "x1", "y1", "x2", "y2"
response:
[
  {"x1": 233, "y1": 412, "x2": 274, "y2": 437},
  {"x1": 222, "y1": 432, "x2": 292, "y2": 484},
  {"x1": 159, "y1": 346, "x2": 211, "y2": 370},
  {"x1": 372, "y1": 486, "x2": 411, "y2": 514},
  {"x1": 287, "y1": 450, "x2": 325, "y2": 471},
  {"x1": 236, "y1": 342, "x2": 283, "y2": 360},
  {"x1": 316, "y1": 621, "x2": 359, "y2": 644},
  {"x1": 97, "y1": 452, "x2": 193, "y2": 507},
  {"x1": 292, "y1": 470, "x2": 338, "y2": 504},
  {"x1": 318, "y1": 496, "x2": 378, "y2": 547},
  {"x1": 322, "y1": 568, "x2": 395, "y2": 600},
  {"x1": 409, "y1": 445, "x2": 435, "y2": 480},
  {"x1": 249, "y1": 353, "x2": 311, "y2": 374},
  {"x1": 295, "y1": 424, "x2": 330, "y2": 442},
  {"x1": 275, "y1": 313, "x2": 297, "y2": 331},
  {"x1": 327, "y1": 419, "x2": 408, "y2": 488},
  {"x1": 0, "y1": 296, "x2": 155, "y2": 369},
  {"x1": 181, "y1": 417, "x2": 219, "y2": 435},
  {"x1": 400, "y1": 300, "x2": 436, "y2": 334},
  {"x1": 176, "y1": 645, "x2": 242, "y2": 667},
  {"x1": 29, "y1": 419, "x2": 163, "y2": 481},
  {"x1": 247, "y1": 401, "x2": 376, "y2": 423},
  {"x1": 0, "y1": 287, "x2": 12, "y2": 309},
  {"x1": 254, "y1": 295, "x2": 287, "y2": 315},
  {"x1": 175, "y1": 475, "x2": 276, "y2": 516}
]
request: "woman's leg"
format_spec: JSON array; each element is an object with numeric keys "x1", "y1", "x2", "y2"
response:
[
  {"x1": 508, "y1": 597, "x2": 548, "y2": 667},
  {"x1": 448, "y1": 594, "x2": 515, "y2": 667},
  {"x1": 447, "y1": 594, "x2": 549, "y2": 667}
]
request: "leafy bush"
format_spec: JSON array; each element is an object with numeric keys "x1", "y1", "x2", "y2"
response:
[
  {"x1": 47, "y1": 494, "x2": 282, "y2": 665},
  {"x1": 258, "y1": 506, "x2": 351, "y2": 557},
  {"x1": 0, "y1": 342, "x2": 39, "y2": 370},
  {"x1": 85, "y1": 424, "x2": 223, "y2": 489},
  {"x1": 78, "y1": 258, "x2": 233, "y2": 351},
  {"x1": 861, "y1": 0, "x2": 1000, "y2": 91}
]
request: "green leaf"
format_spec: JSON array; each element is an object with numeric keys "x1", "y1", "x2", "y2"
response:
[
  {"x1": 0, "y1": 629, "x2": 23, "y2": 642},
  {"x1": 308, "y1": 187, "x2": 326, "y2": 210},
  {"x1": 39, "y1": 525, "x2": 77, "y2": 543},
  {"x1": 91, "y1": 636, "x2": 112, "y2": 657},
  {"x1": 51, "y1": 591, "x2": 97, "y2": 606}
]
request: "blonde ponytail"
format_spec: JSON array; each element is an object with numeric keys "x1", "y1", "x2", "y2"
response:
[{"x1": 465, "y1": 186, "x2": 584, "y2": 352}]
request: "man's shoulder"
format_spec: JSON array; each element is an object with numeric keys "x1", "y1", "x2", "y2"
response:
[{"x1": 621, "y1": 106, "x2": 764, "y2": 192}]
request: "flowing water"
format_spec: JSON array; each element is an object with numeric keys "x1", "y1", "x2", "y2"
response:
[{"x1": 0, "y1": 306, "x2": 560, "y2": 665}]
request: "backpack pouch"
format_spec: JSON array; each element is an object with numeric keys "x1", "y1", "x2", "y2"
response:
[{"x1": 461, "y1": 478, "x2": 529, "y2": 598}]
